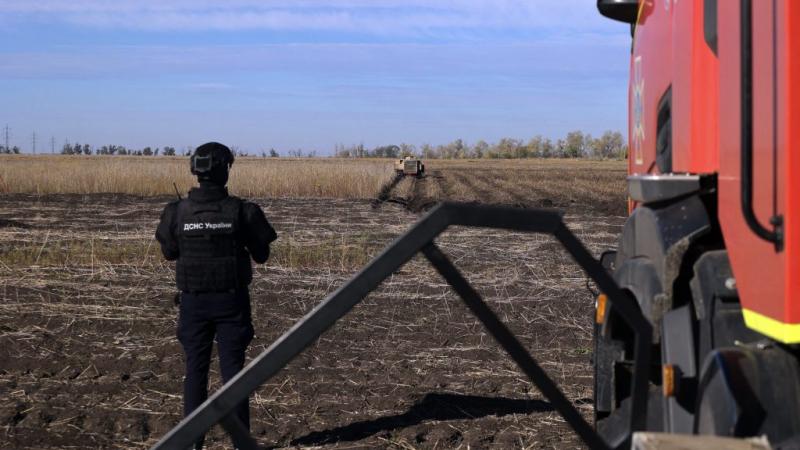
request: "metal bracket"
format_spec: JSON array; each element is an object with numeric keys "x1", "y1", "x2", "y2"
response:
[{"x1": 152, "y1": 202, "x2": 652, "y2": 450}]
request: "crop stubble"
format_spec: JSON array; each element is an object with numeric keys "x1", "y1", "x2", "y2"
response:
[{"x1": 0, "y1": 158, "x2": 626, "y2": 449}]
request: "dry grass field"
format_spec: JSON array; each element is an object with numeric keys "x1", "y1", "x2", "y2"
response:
[
  {"x1": 0, "y1": 156, "x2": 396, "y2": 198},
  {"x1": 0, "y1": 156, "x2": 623, "y2": 205},
  {"x1": 0, "y1": 156, "x2": 627, "y2": 449}
]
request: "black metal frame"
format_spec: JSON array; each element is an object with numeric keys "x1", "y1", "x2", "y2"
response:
[{"x1": 152, "y1": 202, "x2": 652, "y2": 450}]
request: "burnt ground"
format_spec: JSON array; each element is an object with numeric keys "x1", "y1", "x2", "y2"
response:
[{"x1": 0, "y1": 166, "x2": 626, "y2": 449}]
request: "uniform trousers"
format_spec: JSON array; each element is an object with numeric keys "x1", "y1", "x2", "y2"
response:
[{"x1": 177, "y1": 289, "x2": 254, "y2": 449}]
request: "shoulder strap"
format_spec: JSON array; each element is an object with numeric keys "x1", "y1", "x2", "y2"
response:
[
  {"x1": 222, "y1": 196, "x2": 243, "y2": 216},
  {"x1": 219, "y1": 196, "x2": 244, "y2": 237},
  {"x1": 176, "y1": 198, "x2": 191, "y2": 220}
]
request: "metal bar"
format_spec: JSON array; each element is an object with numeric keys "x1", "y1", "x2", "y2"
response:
[
  {"x1": 445, "y1": 202, "x2": 563, "y2": 233},
  {"x1": 219, "y1": 414, "x2": 259, "y2": 450},
  {"x1": 153, "y1": 202, "x2": 651, "y2": 450},
  {"x1": 422, "y1": 243, "x2": 610, "y2": 450},
  {"x1": 553, "y1": 223, "x2": 652, "y2": 446}
]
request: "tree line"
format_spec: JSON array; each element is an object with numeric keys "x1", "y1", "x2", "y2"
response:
[
  {"x1": 3, "y1": 129, "x2": 626, "y2": 159},
  {"x1": 334, "y1": 130, "x2": 626, "y2": 159},
  {"x1": 59, "y1": 143, "x2": 179, "y2": 156}
]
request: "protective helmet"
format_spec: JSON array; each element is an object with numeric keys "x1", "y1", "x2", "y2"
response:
[{"x1": 190, "y1": 142, "x2": 234, "y2": 185}]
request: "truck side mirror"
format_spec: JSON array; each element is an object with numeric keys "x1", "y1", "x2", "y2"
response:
[{"x1": 597, "y1": 0, "x2": 639, "y2": 24}]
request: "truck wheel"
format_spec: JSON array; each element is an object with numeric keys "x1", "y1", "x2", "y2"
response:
[
  {"x1": 695, "y1": 345, "x2": 800, "y2": 443},
  {"x1": 595, "y1": 256, "x2": 666, "y2": 442}
]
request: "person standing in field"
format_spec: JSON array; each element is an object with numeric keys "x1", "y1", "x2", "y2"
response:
[{"x1": 155, "y1": 142, "x2": 277, "y2": 449}]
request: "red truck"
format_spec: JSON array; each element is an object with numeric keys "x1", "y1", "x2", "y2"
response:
[{"x1": 596, "y1": 0, "x2": 800, "y2": 445}]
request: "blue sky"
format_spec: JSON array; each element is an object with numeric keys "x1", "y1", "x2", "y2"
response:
[{"x1": 0, "y1": 1, "x2": 632, "y2": 154}]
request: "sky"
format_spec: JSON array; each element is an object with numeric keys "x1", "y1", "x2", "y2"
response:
[{"x1": 0, "y1": 1, "x2": 632, "y2": 154}]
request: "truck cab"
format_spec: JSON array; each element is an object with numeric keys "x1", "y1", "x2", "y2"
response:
[{"x1": 596, "y1": 0, "x2": 800, "y2": 444}]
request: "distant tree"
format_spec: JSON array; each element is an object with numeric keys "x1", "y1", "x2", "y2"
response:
[
  {"x1": 333, "y1": 144, "x2": 348, "y2": 157},
  {"x1": 564, "y1": 131, "x2": 586, "y2": 158},
  {"x1": 493, "y1": 138, "x2": 524, "y2": 158},
  {"x1": 470, "y1": 140, "x2": 488, "y2": 159},
  {"x1": 154, "y1": 147, "x2": 160, "y2": 156},
  {"x1": 11, "y1": 146, "x2": 20, "y2": 154},
  {"x1": 440, "y1": 139, "x2": 465, "y2": 159},
  {"x1": 541, "y1": 138, "x2": 554, "y2": 158},
  {"x1": 420, "y1": 143, "x2": 435, "y2": 159},
  {"x1": 372, "y1": 145, "x2": 400, "y2": 158},
  {"x1": 269, "y1": 148, "x2": 279, "y2": 158},
  {"x1": 554, "y1": 139, "x2": 567, "y2": 158},
  {"x1": 142, "y1": 146, "x2": 153, "y2": 156},
  {"x1": 398, "y1": 143, "x2": 416, "y2": 157},
  {"x1": 591, "y1": 130, "x2": 626, "y2": 158},
  {"x1": 524, "y1": 136, "x2": 542, "y2": 158},
  {"x1": 162, "y1": 146, "x2": 176, "y2": 156},
  {"x1": 582, "y1": 133, "x2": 594, "y2": 157},
  {"x1": 82, "y1": 144, "x2": 92, "y2": 155}
]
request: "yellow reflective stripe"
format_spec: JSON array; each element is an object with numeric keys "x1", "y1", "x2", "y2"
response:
[{"x1": 742, "y1": 309, "x2": 800, "y2": 344}]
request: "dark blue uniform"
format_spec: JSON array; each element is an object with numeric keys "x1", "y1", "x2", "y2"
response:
[{"x1": 156, "y1": 183, "x2": 276, "y2": 448}]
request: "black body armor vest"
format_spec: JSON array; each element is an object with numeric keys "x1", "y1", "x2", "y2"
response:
[{"x1": 175, "y1": 196, "x2": 251, "y2": 292}]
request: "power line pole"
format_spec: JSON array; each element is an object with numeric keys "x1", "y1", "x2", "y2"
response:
[
  {"x1": 51, "y1": 136, "x2": 55, "y2": 154},
  {"x1": 32, "y1": 132, "x2": 37, "y2": 155},
  {"x1": 3, "y1": 125, "x2": 9, "y2": 153}
]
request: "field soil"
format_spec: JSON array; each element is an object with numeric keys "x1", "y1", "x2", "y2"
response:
[{"x1": 0, "y1": 161, "x2": 627, "y2": 449}]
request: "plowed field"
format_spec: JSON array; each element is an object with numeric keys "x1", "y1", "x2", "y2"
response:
[{"x1": 0, "y1": 159, "x2": 627, "y2": 449}]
